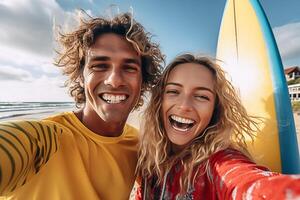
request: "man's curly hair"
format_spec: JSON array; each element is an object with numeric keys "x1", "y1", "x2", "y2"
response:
[{"x1": 54, "y1": 12, "x2": 164, "y2": 108}]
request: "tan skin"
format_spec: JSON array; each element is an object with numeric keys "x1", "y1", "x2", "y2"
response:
[{"x1": 75, "y1": 33, "x2": 142, "y2": 137}]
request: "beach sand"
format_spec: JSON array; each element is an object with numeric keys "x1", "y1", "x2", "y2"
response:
[
  {"x1": 294, "y1": 112, "x2": 300, "y2": 147},
  {"x1": 0, "y1": 106, "x2": 143, "y2": 127},
  {"x1": 0, "y1": 108, "x2": 74, "y2": 122}
]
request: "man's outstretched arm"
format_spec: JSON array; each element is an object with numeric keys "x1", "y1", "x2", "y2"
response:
[{"x1": 0, "y1": 120, "x2": 64, "y2": 195}]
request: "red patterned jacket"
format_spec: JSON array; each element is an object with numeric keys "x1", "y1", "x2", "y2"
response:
[{"x1": 136, "y1": 149, "x2": 300, "y2": 200}]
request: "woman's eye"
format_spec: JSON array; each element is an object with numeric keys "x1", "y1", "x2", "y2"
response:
[
  {"x1": 165, "y1": 90, "x2": 179, "y2": 94},
  {"x1": 195, "y1": 95, "x2": 210, "y2": 101}
]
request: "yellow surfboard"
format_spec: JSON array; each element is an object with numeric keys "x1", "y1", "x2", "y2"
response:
[{"x1": 216, "y1": 0, "x2": 299, "y2": 173}]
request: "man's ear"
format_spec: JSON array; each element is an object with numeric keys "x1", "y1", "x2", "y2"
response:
[
  {"x1": 79, "y1": 55, "x2": 86, "y2": 88},
  {"x1": 79, "y1": 59, "x2": 85, "y2": 87},
  {"x1": 79, "y1": 74, "x2": 84, "y2": 87}
]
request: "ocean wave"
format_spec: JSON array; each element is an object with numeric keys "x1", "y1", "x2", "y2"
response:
[
  {"x1": 0, "y1": 102, "x2": 75, "y2": 112},
  {"x1": 0, "y1": 102, "x2": 75, "y2": 120}
]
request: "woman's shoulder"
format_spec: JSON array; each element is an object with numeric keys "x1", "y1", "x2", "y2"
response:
[
  {"x1": 209, "y1": 148, "x2": 250, "y2": 162},
  {"x1": 190, "y1": 148, "x2": 249, "y2": 175},
  {"x1": 207, "y1": 148, "x2": 271, "y2": 178},
  {"x1": 206, "y1": 148, "x2": 267, "y2": 172}
]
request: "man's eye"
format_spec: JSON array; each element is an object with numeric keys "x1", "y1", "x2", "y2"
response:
[
  {"x1": 124, "y1": 66, "x2": 138, "y2": 73},
  {"x1": 91, "y1": 64, "x2": 109, "y2": 70}
]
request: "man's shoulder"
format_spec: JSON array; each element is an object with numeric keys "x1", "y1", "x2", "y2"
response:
[
  {"x1": 43, "y1": 111, "x2": 71, "y2": 121},
  {"x1": 41, "y1": 111, "x2": 75, "y2": 131},
  {"x1": 43, "y1": 111, "x2": 75, "y2": 124},
  {"x1": 124, "y1": 123, "x2": 139, "y2": 138}
]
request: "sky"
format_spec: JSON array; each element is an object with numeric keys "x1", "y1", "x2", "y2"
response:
[{"x1": 0, "y1": 0, "x2": 300, "y2": 102}]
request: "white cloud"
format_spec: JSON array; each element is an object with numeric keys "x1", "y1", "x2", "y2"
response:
[
  {"x1": 0, "y1": 0, "x2": 53, "y2": 56},
  {"x1": 273, "y1": 22, "x2": 300, "y2": 63},
  {"x1": 0, "y1": 0, "x2": 81, "y2": 56},
  {"x1": 0, "y1": 66, "x2": 33, "y2": 81},
  {"x1": 0, "y1": 75, "x2": 72, "y2": 102},
  {"x1": 39, "y1": 62, "x2": 62, "y2": 74},
  {"x1": 0, "y1": 0, "x2": 82, "y2": 102}
]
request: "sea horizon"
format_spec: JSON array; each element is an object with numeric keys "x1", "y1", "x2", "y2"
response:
[{"x1": 0, "y1": 102, "x2": 75, "y2": 120}]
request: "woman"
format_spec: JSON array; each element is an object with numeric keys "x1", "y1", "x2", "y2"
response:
[{"x1": 136, "y1": 53, "x2": 300, "y2": 199}]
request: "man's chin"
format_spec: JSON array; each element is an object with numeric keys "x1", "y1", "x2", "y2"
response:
[
  {"x1": 101, "y1": 113, "x2": 129, "y2": 124},
  {"x1": 95, "y1": 103, "x2": 129, "y2": 119}
]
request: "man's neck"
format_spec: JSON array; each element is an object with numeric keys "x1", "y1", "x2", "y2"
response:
[{"x1": 74, "y1": 109, "x2": 126, "y2": 137}]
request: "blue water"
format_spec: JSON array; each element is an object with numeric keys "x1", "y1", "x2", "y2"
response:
[{"x1": 0, "y1": 102, "x2": 75, "y2": 120}]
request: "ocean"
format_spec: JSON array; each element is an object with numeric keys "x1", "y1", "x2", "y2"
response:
[{"x1": 0, "y1": 102, "x2": 75, "y2": 120}]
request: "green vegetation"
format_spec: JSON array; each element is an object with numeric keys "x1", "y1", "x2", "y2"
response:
[
  {"x1": 287, "y1": 78, "x2": 300, "y2": 85},
  {"x1": 292, "y1": 101, "x2": 300, "y2": 112}
]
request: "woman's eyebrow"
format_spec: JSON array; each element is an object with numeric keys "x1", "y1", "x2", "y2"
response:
[
  {"x1": 166, "y1": 82, "x2": 214, "y2": 94},
  {"x1": 194, "y1": 86, "x2": 215, "y2": 94},
  {"x1": 165, "y1": 82, "x2": 182, "y2": 87}
]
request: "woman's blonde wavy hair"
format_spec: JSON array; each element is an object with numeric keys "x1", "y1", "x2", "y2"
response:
[
  {"x1": 55, "y1": 12, "x2": 164, "y2": 108},
  {"x1": 136, "y1": 53, "x2": 260, "y2": 194}
]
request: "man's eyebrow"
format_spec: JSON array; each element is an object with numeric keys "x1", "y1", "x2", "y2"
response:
[
  {"x1": 88, "y1": 56, "x2": 140, "y2": 65},
  {"x1": 89, "y1": 56, "x2": 110, "y2": 62},
  {"x1": 123, "y1": 58, "x2": 141, "y2": 66},
  {"x1": 166, "y1": 82, "x2": 214, "y2": 94}
]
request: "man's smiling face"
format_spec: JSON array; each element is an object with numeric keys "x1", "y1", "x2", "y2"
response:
[{"x1": 83, "y1": 33, "x2": 142, "y2": 124}]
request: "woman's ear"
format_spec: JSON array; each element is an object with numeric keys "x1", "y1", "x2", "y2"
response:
[{"x1": 209, "y1": 100, "x2": 220, "y2": 126}]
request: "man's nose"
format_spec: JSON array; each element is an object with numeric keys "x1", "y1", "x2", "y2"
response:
[{"x1": 104, "y1": 69, "x2": 124, "y2": 88}]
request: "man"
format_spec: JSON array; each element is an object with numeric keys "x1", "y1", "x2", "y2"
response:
[{"x1": 0, "y1": 12, "x2": 164, "y2": 200}]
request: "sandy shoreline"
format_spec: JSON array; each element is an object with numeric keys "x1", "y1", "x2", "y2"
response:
[
  {"x1": 0, "y1": 107, "x2": 143, "y2": 128},
  {"x1": 294, "y1": 112, "x2": 300, "y2": 148},
  {"x1": 0, "y1": 108, "x2": 74, "y2": 122}
]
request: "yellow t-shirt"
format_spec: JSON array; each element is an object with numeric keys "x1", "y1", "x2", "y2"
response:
[{"x1": 0, "y1": 112, "x2": 138, "y2": 200}]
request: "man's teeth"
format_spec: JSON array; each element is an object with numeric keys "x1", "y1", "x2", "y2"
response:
[
  {"x1": 170, "y1": 115, "x2": 194, "y2": 124},
  {"x1": 102, "y1": 94, "x2": 127, "y2": 104}
]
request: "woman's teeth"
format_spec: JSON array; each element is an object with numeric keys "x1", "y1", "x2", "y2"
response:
[
  {"x1": 101, "y1": 94, "x2": 127, "y2": 104},
  {"x1": 170, "y1": 115, "x2": 194, "y2": 124},
  {"x1": 169, "y1": 115, "x2": 195, "y2": 132}
]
